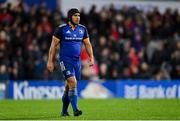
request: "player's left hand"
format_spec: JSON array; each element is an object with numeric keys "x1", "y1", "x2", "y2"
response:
[
  {"x1": 47, "y1": 61, "x2": 54, "y2": 72},
  {"x1": 89, "y1": 57, "x2": 94, "y2": 67}
]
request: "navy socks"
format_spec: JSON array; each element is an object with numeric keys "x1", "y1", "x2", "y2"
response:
[
  {"x1": 62, "y1": 91, "x2": 70, "y2": 114},
  {"x1": 68, "y1": 89, "x2": 78, "y2": 112}
]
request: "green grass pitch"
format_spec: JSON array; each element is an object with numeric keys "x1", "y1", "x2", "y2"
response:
[{"x1": 0, "y1": 99, "x2": 180, "y2": 120}]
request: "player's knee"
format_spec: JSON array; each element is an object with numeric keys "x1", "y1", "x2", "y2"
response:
[
  {"x1": 69, "y1": 81, "x2": 76, "y2": 89},
  {"x1": 67, "y1": 77, "x2": 77, "y2": 89}
]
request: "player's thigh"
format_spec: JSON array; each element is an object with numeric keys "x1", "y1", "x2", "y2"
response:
[
  {"x1": 59, "y1": 61, "x2": 75, "y2": 80},
  {"x1": 59, "y1": 61, "x2": 77, "y2": 88}
]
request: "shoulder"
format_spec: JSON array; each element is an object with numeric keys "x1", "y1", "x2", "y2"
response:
[
  {"x1": 54, "y1": 24, "x2": 68, "y2": 36},
  {"x1": 57, "y1": 24, "x2": 67, "y2": 30},
  {"x1": 59, "y1": 24, "x2": 67, "y2": 28},
  {"x1": 78, "y1": 24, "x2": 87, "y2": 30}
]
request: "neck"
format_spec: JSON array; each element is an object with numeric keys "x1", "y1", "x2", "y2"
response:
[{"x1": 68, "y1": 22, "x2": 77, "y2": 30}]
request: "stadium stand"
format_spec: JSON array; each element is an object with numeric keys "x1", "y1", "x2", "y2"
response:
[{"x1": 0, "y1": 1, "x2": 180, "y2": 81}]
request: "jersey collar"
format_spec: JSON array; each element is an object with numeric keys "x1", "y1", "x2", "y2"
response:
[{"x1": 68, "y1": 22, "x2": 79, "y2": 31}]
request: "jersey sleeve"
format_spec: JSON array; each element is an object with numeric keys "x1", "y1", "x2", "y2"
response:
[
  {"x1": 53, "y1": 27, "x2": 62, "y2": 39},
  {"x1": 83, "y1": 27, "x2": 89, "y2": 39}
]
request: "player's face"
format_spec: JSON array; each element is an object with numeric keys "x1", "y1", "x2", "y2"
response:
[{"x1": 72, "y1": 13, "x2": 80, "y2": 24}]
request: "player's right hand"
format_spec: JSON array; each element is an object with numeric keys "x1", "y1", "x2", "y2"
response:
[
  {"x1": 47, "y1": 61, "x2": 54, "y2": 72},
  {"x1": 89, "y1": 57, "x2": 94, "y2": 67}
]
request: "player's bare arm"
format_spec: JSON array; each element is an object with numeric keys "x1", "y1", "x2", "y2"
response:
[
  {"x1": 47, "y1": 36, "x2": 60, "y2": 72},
  {"x1": 83, "y1": 37, "x2": 94, "y2": 66}
]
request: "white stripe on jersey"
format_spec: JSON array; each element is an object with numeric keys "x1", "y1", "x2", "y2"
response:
[{"x1": 58, "y1": 24, "x2": 66, "y2": 28}]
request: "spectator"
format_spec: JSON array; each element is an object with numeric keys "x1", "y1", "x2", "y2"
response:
[
  {"x1": 0, "y1": 64, "x2": 9, "y2": 81},
  {"x1": 0, "y1": 1, "x2": 180, "y2": 80}
]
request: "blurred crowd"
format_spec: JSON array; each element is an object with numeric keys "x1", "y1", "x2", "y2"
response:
[{"x1": 0, "y1": 1, "x2": 180, "y2": 81}]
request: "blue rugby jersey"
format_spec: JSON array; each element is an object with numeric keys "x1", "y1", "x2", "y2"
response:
[{"x1": 53, "y1": 24, "x2": 89, "y2": 59}]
